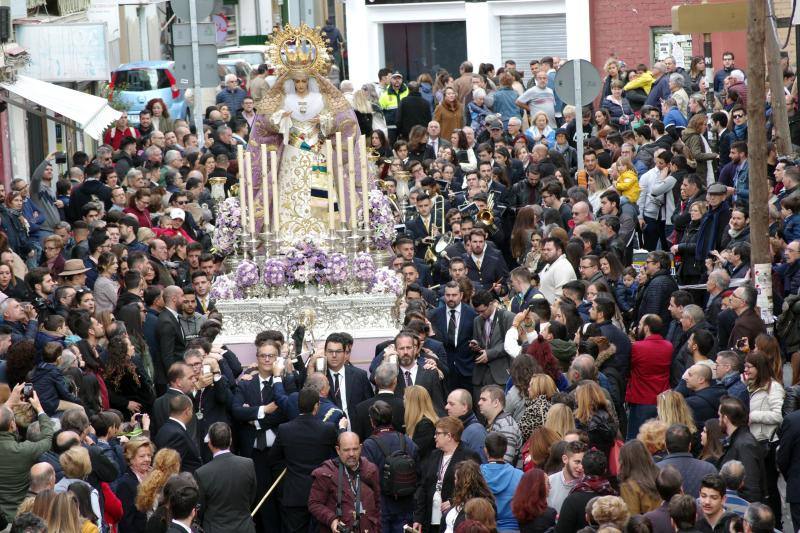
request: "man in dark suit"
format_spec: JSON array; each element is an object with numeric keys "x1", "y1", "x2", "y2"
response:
[
  {"x1": 156, "y1": 286, "x2": 188, "y2": 393},
  {"x1": 462, "y1": 228, "x2": 509, "y2": 297},
  {"x1": 471, "y1": 289, "x2": 516, "y2": 393},
  {"x1": 509, "y1": 267, "x2": 542, "y2": 313},
  {"x1": 271, "y1": 388, "x2": 338, "y2": 533},
  {"x1": 428, "y1": 281, "x2": 477, "y2": 393},
  {"x1": 352, "y1": 362, "x2": 406, "y2": 441},
  {"x1": 231, "y1": 339, "x2": 288, "y2": 533},
  {"x1": 324, "y1": 333, "x2": 374, "y2": 420},
  {"x1": 396, "y1": 81, "x2": 433, "y2": 140},
  {"x1": 153, "y1": 394, "x2": 202, "y2": 473},
  {"x1": 151, "y1": 361, "x2": 197, "y2": 440},
  {"x1": 406, "y1": 193, "x2": 443, "y2": 261},
  {"x1": 165, "y1": 478, "x2": 200, "y2": 533},
  {"x1": 195, "y1": 422, "x2": 257, "y2": 533},
  {"x1": 392, "y1": 331, "x2": 447, "y2": 415}
]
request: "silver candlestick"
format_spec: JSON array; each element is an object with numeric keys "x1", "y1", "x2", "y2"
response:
[
  {"x1": 239, "y1": 232, "x2": 252, "y2": 260},
  {"x1": 357, "y1": 227, "x2": 372, "y2": 253},
  {"x1": 259, "y1": 231, "x2": 273, "y2": 257},
  {"x1": 347, "y1": 230, "x2": 362, "y2": 256},
  {"x1": 336, "y1": 227, "x2": 350, "y2": 251}
]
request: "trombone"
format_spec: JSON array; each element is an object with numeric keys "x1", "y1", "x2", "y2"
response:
[
  {"x1": 424, "y1": 194, "x2": 447, "y2": 265},
  {"x1": 476, "y1": 194, "x2": 499, "y2": 236}
]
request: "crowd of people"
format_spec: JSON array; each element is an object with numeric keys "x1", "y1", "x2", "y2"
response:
[{"x1": 1, "y1": 41, "x2": 799, "y2": 533}]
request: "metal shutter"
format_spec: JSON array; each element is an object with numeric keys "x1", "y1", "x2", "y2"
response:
[{"x1": 499, "y1": 14, "x2": 568, "y2": 79}]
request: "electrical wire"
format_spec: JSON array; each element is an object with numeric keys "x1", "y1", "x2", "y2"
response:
[{"x1": 782, "y1": 0, "x2": 797, "y2": 49}]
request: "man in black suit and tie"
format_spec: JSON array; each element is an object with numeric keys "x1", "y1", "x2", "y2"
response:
[
  {"x1": 165, "y1": 480, "x2": 200, "y2": 533},
  {"x1": 471, "y1": 290, "x2": 516, "y2": 394},
  {"x1": 153, "y1": 394, "x2": 202, "y2": 473},
  {"x1": 270, "y1": 388, "x2": 338, "y2": 533},
  {"x1": 324, "y1": 332, "x2": 374, "y2": 421},
  {"x1": 427, "y1": 120, "x2": 451, "y2": 157},
  {"x1": 182, "y1": 346, "x2": 232, "y2": 463},
  {"x1": 406, "y1": 193, "x2": 442, "y2": 260},
  {"x1": 231, "y1": 339, "x2": 288, "y2": 533},
  {"x1": 392, "y1": 331, "x2": 447, "y2": 414},
  {"x1": 195, "y1": 422, "x2": 257, "y2": 533},
  {"x1": 428, "y1": 281, "x2": 477, "y2": 393},
  {"x1": 352, "y1": 362, "x2": 406, "y2": 441},
  {"x1": 156, "y1": 285, "x2": 188, "y2": 394},
  {"x1": 462, "y1": 228, "x2": 509, "y2": 298},
  {"x1": 151, "y1": 361, "x2": 197, "y2": 440}
]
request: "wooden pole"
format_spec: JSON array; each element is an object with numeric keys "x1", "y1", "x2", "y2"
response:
[
  {"x1": 251, "y1": 468, "x2": 286, "y2": 517},
  {"x1": 766, "y1": 0, "x2": 793, "y2": 157},
  {"x1": 747, "y1": 0, "x2": 773, "y2": 325}
]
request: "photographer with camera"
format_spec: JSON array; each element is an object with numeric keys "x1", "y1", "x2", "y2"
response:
[{"x1": 308, "y1": 431, "x2": 381, "y2": 533}]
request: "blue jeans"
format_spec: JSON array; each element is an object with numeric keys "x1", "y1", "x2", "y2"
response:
[
  {"x1": 381, "y1": 506, "x2": 412, "y2": 533},
  {"x1": 626, "y1": 403, "x2": 658, "y2": 441}
]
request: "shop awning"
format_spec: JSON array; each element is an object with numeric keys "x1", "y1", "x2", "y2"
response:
[{"x1": 0, "y1": 75, "x2": 122, "y2": 140}]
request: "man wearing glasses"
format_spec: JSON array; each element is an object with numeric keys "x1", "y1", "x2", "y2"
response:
[
  {"x1": 726, "y1": 284, "x2": 766, "y2": 351},
  {"x1": 324, "y1": 332, "x2": 373, "y2": 421},
  {"x1": 232, "y1": 339, "x2": 287, "y2": 532}
]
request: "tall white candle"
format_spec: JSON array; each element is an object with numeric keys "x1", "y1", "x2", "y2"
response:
[
  {"x1": 237, "y1": 145, "x2": 246, "y2": 231},
  {"x1": 271, "y1": 149, "x2": 280, "y2": 235},
  {"x1": 325, "y1": 140, "x2": 335, "y2": 231},
  {"x1": 347, "y1": 135, "x2": 356, "y2": 230},
  {"x1": 335, "y1": 132, "x2": 346, "y2": 227},
  {"x1": 260, "y1": 144, "x2": 269, "y2": 232},
  {"x1": 245, "y1": 151, "x2": 255, "y2": 235},
  {"x1": 360, "y1": 135, "x2": 369, "y2": 230}
]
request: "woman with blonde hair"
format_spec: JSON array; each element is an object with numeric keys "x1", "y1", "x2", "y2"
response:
[
  {"x1": 404, "y1": 384, "x2": 439, "y2": 462},
  {"x1": 544, "y1": 403, "x2": 576, "y2": 439},
  {"x1": 54, "y1": 446, "x2": 101, "y2": 528},
  {"x1": 44, "y1": 491, "x2": 83, "y2": 533},
  {"x1": 117, "y1": 438, "x2": 154, "y2": 533},
  {"x1": 135, "y1": 448, "x2": 181, "y2": 515},
  {"x1": 636, "y1": 419, "x2": 668, "y2": 461},
  {"x1": 519, "y1": 374, "x2": 557, "y2": 442},
  {"x1": 575, "y1": 381, "x2": 618, "y2": 458},
  {"x1": 657, "y1": 390, "x2": 700, "y2": 452}
]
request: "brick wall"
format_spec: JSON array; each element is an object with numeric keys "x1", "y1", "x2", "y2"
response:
[{"x1": 585, "y1": 0, "x2": 800, "y2": 74}]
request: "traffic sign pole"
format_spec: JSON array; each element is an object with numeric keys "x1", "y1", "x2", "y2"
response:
[
  {"x1": 574, "y1": 60, "x2": 584, "y2": 172},
  {"x1": 188, "y1": 0, "x2": 204, "y2": 140}
]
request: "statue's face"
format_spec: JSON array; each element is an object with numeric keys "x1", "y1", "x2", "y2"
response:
[{"x1": 295, "y1": 78, "x2": 309, "y2": 93}]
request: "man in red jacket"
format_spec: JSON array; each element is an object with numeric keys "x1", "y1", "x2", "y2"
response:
[
  {"x1": 626, "y1": 314, "x2": 673, "y2": 440},
  {"x1": 308, "y1": 432, "x2": 381, "y2": 533}
]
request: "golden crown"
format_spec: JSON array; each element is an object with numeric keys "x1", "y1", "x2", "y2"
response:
[{"x1": 267, "y1": 23, "x2": 332, "y2": 78}]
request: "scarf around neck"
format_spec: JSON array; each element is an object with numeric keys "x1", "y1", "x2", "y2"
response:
[{"x1": 571, "y1": 475, "x2": 616, "y2": 496}]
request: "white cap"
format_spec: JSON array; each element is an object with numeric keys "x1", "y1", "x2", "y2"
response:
[{"x1": 170, "y1": 208, "x2": 186, "y2": 220}]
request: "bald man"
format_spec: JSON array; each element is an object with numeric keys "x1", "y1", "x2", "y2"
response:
[
  {"x1": 156, "y1": 285, "x2": 189, "y2": 393},
  {"x1": 571, "y1": 201, "x2": 593, "y2": 227},
  {"x1": 308, "y1": 432, "x2": 381, "y2": 533},
  {"x1": 28, "y1": 463, "x2": 55, "y2": 497},
  {"x1": 684, "y1": 364, "x2": 726, "y2": 429}
]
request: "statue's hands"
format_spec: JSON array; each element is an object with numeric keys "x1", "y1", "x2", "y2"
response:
[{"x1": 282, "y1": 110, "x2": 292, "y2": 118}]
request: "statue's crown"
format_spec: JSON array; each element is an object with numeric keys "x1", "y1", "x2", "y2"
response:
[{"x1": 267, "y1": 23, "x2": 331, "y2": 78}]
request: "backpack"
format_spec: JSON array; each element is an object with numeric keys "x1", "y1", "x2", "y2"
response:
[{"x1": 370, "y1": 433, "x2": 417, "y2": 499}]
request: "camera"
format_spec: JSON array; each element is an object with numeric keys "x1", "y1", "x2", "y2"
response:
[
  {"x1": 336, "y1": 524, "x2": 351, "y2": 533},
  {"x1": 22, "y1": 383, "x2": 33, "y2": 401},
  {"x1": 134, "y1": 413, "x2": 143, "y2": 423},
  {"x1": 54, "y1": 152, "x2": 67, "y2": 165}
]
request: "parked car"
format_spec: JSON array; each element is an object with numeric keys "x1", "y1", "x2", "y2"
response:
[
  {"x1": 217, "y1": 45, "x2": 268, "y2": 68},
  {"x1": 217, "y1": 59, "x2": 252, "y2": 90},
  {"x1": 109, "y1": 61, "x2": 189, "y2": 124}
]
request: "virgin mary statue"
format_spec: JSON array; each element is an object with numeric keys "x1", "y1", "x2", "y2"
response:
[{"x1": 250, "y1": 23, "x2": 362, "y2": 244}]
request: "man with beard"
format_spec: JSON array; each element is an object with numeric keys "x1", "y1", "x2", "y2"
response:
[
  {"x1": 429, "y1": 281, "x2": 477, "y2": 393},
  {"x1": 726, "y1": 284, "x2": 766, "y2": 350},
  {"x1": 720, "y1": 206, "x2": 750, "y2": 250},
  {"x1": 538, "y1": 237, "x2": 577, "y2": 304},
  {"x1": 635, "y1": 250, "x2": 679, "y2": 325},
  {"x1": 548, "y1": 440, "x2": 587, "y2": 513},
  {"x1": 626, "y1": 314, "x2": 672, "y2": 440},
  {"x1": 718, "y1": 397, "x2": 765, "y2": 503},
  {"x1": 462, "y1": 229, "x2": 508, "y2": 298}
]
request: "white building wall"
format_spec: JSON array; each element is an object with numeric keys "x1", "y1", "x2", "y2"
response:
[{"x1": 345, "y1": 0, "x2": 590, "y2": 86}]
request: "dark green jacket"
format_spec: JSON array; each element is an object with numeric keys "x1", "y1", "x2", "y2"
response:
[{"x1": 0, "y1": 412, "x2": 53, "y2": 521}]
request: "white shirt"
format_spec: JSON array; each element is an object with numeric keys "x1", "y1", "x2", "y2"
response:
[
  {"x1": 471, "y1": 251, "x2": 486, "y2": 269},
  {"x1": 446, "y1": 303, "x2": 462, "y2": 342},
  {"x1": 548, "y1": 470, "x2": 579, "y2": 513},
  {"x1": 254, "y1": 375, "x2": 277, "y2": 447},
  {"x1": 399, "y1": 363, "x2": 418, "y2": 385},
  {"x1": 329, "y1": 367, "x2": 349, "y2": 417},
  {"x1": 539, "y1": 254, "x2": 577, "y2": 303}
]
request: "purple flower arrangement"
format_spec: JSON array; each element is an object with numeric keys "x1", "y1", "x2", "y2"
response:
[
  {"x1": 352, "y1": 253, "x2": 375, "y2": 282},
  {"x1": 210, "y1": 274, "x2": 243, "y2": 300},
  {"x1": 284, "y1": 239, "x2": 330, "y2": 285},
  {"x1": 211, "y1": 197, "x2": 242, "y2": 256},
  {"x1": 263, "y1": 258, "x2": 287, "y2": 286},
  {"x1": 235, "y1": 260, "x2": 260, "y2": 288},
  {"x1": 359, "y1": 190, "x2": 397, "y2": 250},
  {"x1": 325, "y1": 253, "x2": 349, "y2": 284},
  {"x1": 371, "y1": 267, "x2": 404, "y2": 296}
]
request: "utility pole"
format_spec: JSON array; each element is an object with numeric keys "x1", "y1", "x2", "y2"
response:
[
  {"x1": 767, "y1": 0, "x2": 792, "y2": 157},
  {"x1": 187, "y1": 0, "x2": 204, "y2": 143},
  {"x1": 747, "y1": 0, "x2": 773, "y2": 323}
]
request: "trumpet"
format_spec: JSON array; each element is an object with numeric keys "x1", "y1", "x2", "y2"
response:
[{"x1": 476, "y1": 194, "x2": 499, "y2": 235}]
